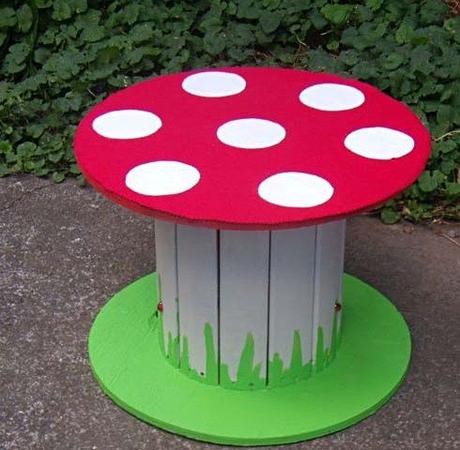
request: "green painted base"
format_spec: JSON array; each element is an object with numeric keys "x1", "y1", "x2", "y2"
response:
[{"x1": 88, "y1": 273, "x2": 411, "y2": 446}]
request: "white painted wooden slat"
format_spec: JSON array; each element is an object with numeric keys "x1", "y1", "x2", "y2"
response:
[
  {"x1": 154, "y1": 220, "x2": 179, "y2": 363},
  {"x1": 219, "y1": 230, "x2": 270, "y2": 385},
  {"x1": 268, "y1": 227, "x2": 316, "y2": 374},
  {"x1": 176, "y1": 225, "x2": 218, "y2": 381},
  {"x1": 336, "y1": 221, "x2": 346, "y2": 333},
  {"x1": 156, "y1": 218, "x2": 347, "y2": 387},
  {"x1": 312, "y1": 220, "x2": 346, "y2": 360}
]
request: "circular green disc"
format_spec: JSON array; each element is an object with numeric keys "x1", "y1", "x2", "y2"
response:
[{"x1": 88, "y1": 273, "x2": 411, "y2": 446}]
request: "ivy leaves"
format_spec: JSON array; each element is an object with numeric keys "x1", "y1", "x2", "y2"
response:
[
  {"x1": 3, "y1": 43, "x2": 31, "y2": 74},
  {"x1": 52, "y1": 0, "x2": 88, "y2": 21},
  {"x1": 0, "y1": 0, "x2": 458, "y2": 222},
  {"x1": 321, "y1": 4, "x2": 354, "y2": 26},
  {"x1": 17, "y1": 5, "x2": 34, "y2": 33},
  {"x1": 0, "y1": 7, "x2": 17, "y2": 28}
]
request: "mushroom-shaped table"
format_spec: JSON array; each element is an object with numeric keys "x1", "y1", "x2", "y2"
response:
[{"x1": 74, "y1": 67, "x2": 431, "y2": 445}]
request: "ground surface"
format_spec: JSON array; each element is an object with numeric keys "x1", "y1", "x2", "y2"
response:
[{"x1": 0, "y1": 176, "x2": 459, "y2": 450}]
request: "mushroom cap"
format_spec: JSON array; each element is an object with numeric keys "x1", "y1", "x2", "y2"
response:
[{"x1": 74, "y1": 67, "x2": 431, "y2": 230}]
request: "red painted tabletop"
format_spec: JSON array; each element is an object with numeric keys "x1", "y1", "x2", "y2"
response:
[{"x1": 74, "y1": 67, "x2": 431, "y2": 230}]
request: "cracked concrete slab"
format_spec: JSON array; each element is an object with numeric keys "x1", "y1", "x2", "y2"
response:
[{"x1": 1, "y1": 176, "x2": 459, "y2": 450}]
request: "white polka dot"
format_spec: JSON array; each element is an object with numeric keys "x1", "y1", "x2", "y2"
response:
[
  {"x1": 299, "y1": 83, "x2": 365, "y2": 111},
  {"x1": 125, "y1": 161, "x2": 200, "y2": 196},
  {"x1": 217, "y1": 119, "x2": 286, "y2": 149},
  {"x1": 344, "y1": 127, "x2": 415, "y2": 160},
  {"x1": 182, "y1": 71, "x2": 246, "y2": 98},
  {"x1": 258, "y1": 172, "x2": 334, "y2": 208},
  {"x1": 92, "y1": 110, "x2": 162, "y2": 139}
]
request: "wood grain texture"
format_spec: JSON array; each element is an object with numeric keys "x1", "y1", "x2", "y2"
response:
[
  {"x1": 269, "y1": 227, "x2": 316, "y2": 368},
  {"x1": 176, "y1": 225, "x2": 218, "y2": 379},
  {"x1": 312, "y1": 220, "x2": 346, "y2": 356},
  {"x1": 154, "y1": 220, "x2": 179, "y2": 361},
  {"x1": 219, "y1": 230, "x2": 270, "y2": 381}
]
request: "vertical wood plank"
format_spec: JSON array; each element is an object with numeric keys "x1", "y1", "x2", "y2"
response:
[
  {"x1": 176, "y1": 225, "x2": 218, "y2": 382},
  {"x1": 312, "y1": 220, "x2": 346, "y2": 365},
  {"x1": 219, "y1": 230, "x2": 269, "y2": 388},
  {"x1": 268, "y1": 226, "x2": 316, "y2": 383},
  {"x1": 154, "y1": 220, "x2": 179, "y2": 365},
  {"x1": 336, "y1": 221, "x2": 346, "y2": 333}
]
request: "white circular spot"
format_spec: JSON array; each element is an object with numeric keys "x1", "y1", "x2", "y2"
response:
[
  {"x1": 182, "y1": 71, "x2": 246, "y2": 98},
  {"x1": 125, "y1": 161, "x2": 200, "y2": 196},
  {"x1": 258, "y1": 172, "x2": 334, "y2": 208},
  {"x1": 92, "y1": 110, "x2": 162, "y2": 139},
  {"x1": 299, "y1": 83, "x2": 365, "y2": 111},
  {"x1": 217, "y1": 119, "x2": 286, "y2": 149},
  {"x1": 344, "y1": 127, "x2": 415, "y2": 160}
]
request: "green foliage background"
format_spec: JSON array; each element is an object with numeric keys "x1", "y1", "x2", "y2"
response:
[{"x1": 0, "y1": 0, "x2": 459, "y2": 222}]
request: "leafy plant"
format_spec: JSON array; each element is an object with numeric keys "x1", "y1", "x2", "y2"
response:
[{"x1": 0, "y1": 0, "x2": 458, "y2": 222}]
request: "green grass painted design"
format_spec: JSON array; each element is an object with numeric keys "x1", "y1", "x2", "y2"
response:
[
  {"x1": 268, "y1": 330, "x2": 313, "y2": 387},
  {"x1": 158, "y1": 311, "x2": 342, "y2": 390},
  {"x1": 268, "y1": 312, "x2": 341, "y2": 386},
  {"x1": 220, "y1": 333, "x2": 265, "y2": 390},
  {"x1": 157, "y1": 312, "x2": 180, "y2": 367},
  {"x1": 179, "y1": 323, "x2": 219, "y2": 385},
  {"x1": 314, "y1": 311, "x2": 340, "y2": 374},
  {"x1": 156, "y1": 311, "x2": 164, "y2": 355}
]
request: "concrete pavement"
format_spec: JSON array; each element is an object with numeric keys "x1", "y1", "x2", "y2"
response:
[{"x1": 1, "y1": 176, "x2": 459, "y2": 450}]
